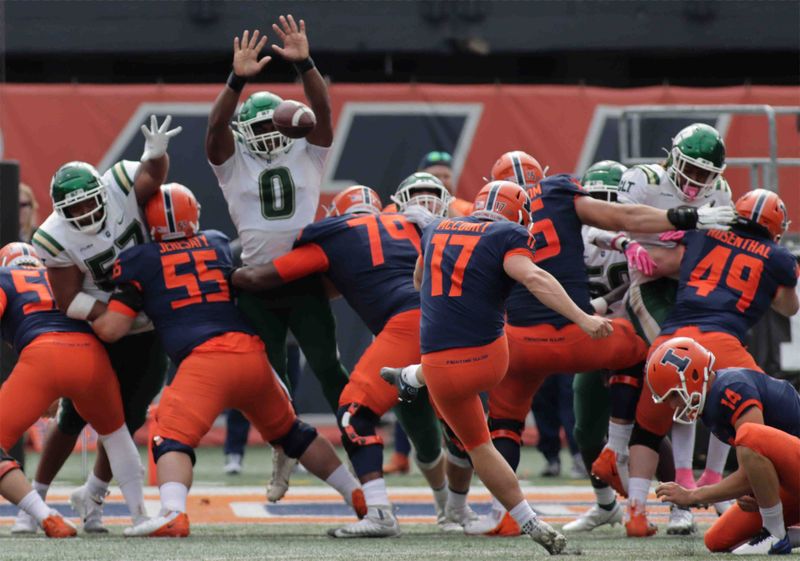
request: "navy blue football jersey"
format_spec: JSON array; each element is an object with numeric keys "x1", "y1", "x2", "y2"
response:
[
  {"x1": 505, "y1": 174, "x2": 594, "y2": 327},
  {"x1": 701, "y1": 368, "x2": 800, "y2": 445},
  {"x1": 420, "y1": 216, "x2": 535, "y2": 353},
  {"x1": 0, "y1": 267, "x2": 91, "y2": 353},
  {"x1": 294, "y1": 213, "x2": 420, "y2": 335},
  {"x1": 661, "y1": 228, "x2": 798, "y2": 343},
  {"x1": 110, "y1": 230, "x2": 255, "y2": 363}
]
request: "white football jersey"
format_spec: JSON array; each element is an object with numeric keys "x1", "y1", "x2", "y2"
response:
[
  {"x1": 617, "y1": 163, "x2": 732, "y2": 285},
  {"x1": 32, "y1": 160, "x2": 148, "y2": 303},
  {"x1": 582, "y1": 225, "x2": 629, "y2": 318},
  {"x1": 210, "y1": 137, "x2": 330, "y2": 266}
]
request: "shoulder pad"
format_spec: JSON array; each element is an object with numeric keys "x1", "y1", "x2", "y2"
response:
[
  {"x1": 631, "y1": 164, "x2": 662, "y2": 186},
  {"x1": 106, "y1": 161, "x2": 137, "y2": 196},
  {"x1": 295, "y1": 216, "x2": 350, "y2": 246},
  {"x1": 31, "y1": 227, "x2": 65, "y2": 257}
]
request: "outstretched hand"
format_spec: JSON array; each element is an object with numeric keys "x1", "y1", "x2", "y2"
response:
[
  {"x1": 271, "y1": 14, "x2": 310, "y2": 62},
  {"x1": 233, "y1": 29, "x2": 272, "y2": 78}
]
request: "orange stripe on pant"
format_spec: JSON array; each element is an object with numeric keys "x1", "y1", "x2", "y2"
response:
[
  {"x1": 422, "y1": 335, "x2": 508, "y2": 451},
  {"x1": 0, "y1": 332, "x2": 124, "y2": 450},
  {"x1": 488, "y1": 319, "x2": 647, "y2": 422},
  {"x1": 155, "y1": 333, "x2": 296, "y2": 448},
  {"x1": 704, "y1": 424, "x2": 800, "y2": 552},
  {"x1": 636, "y1": 326, "x2": 762, "y2": 436},
  {"x1": 339, "y1": 308, "x2": 421, "y2": 415}
]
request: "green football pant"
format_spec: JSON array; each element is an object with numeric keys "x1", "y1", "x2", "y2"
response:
[
  {"x1": 393, "y1": 387, "x2": 443, "y2": 465},
  {"x1": 626, "y1": 277, "x2": 678, "y2": 344},
  {"x1": 573, "y1": 370, "x2": 611, "y2": 490}
]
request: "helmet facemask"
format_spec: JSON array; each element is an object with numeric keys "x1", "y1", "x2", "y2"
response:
[
  {"x1": 55, "y1": 186, "x2": 109, "y2": 235},
  {"x1": 235, "y1": 114, "x2": 293, "y2": 158},
  {"x1": 392, "y1": 185, "x2": 452, "y2": 218},
  {"x1": 649, "y1": 352, "x2": 713, "y2": 425},
  {"x1": 668, "y1": 147, "x2": 726, "y2": 202}
]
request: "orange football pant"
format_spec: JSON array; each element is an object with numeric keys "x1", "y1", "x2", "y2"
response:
[
  {"x1": 0, "y1": 332, "x2": 124, "y2": 450},
  {"x1": 636, "y1": 326, "x2": 762, "y2": 436},
  {"x1": 154, "y1": 333, "x2": 295, "y2": 448},
  {"x1": 422, "y1": 335, "x2": 508, "y2": 451},
  {"x1": 488, "y1": 320, "x2": 647, "y2": 422},
  {"x1": 339, "y1": 308, "x2": 421, "y2": 415},
  {"x1": 704, "y1": 423, "x2": 800, "y2": 552}
]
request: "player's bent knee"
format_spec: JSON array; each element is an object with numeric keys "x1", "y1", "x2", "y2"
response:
[
  {"x1": 704, "y1": 523, "x2": 734, "y2": 552},
  {"x1": 630, "y1": 423, "x2": 663, "y2": 452},
  {"x1": 271, "y1": 419, "x2": 318, "y2": 459},
  {"x1": 152, "y1": 437, "x2": 197, "y2": 466},
  {"x1": 488, "y1": 417, "x2": 524, "y2": 445},
  {"x1": 336, "y1": 404, "x2": 382, "y2": 451}
]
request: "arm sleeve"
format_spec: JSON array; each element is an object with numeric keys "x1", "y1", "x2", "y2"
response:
[
  {"x1": 718, "y1": 380, "x2": 763, "y2": 429},
  {"x1": 503, "y1": 224, "x2": 536, "y2": 262},
  {"x1": 108, "y1": 283, "x2": 143, "y2": 317},
  {"x1": 304, "y1": 141, "x2": 331, "y2": 172},
  {"x1": 31, "y1": 228, "x2": 74, "y2": 268},
  {"x1": 104, "y1": 160, "x2": 140, "y2": 198},
  {"x1": 272, "y1": 243, "x2": 330, "y2": 282},
  {"x1": 773, "y1": 250, "x2": 799, "y2": 288},
  {"x1": 208, "y1": 140, "x2": 240, "y2": 186},
  {"x1": 617, "y1": 168, "x2": 651, "y2": 206}
]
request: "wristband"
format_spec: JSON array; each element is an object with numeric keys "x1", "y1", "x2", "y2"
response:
[
  {"x1": 226, "y1": 71, "x2": 247, "y2": 93},
  {"x1": 66, "y1": 292, "x2": 99, "y2": 321},
  {"x1": 293, "y1": 57, "x2": 315, "y2": 74},
  {"x1": 610, "y1": 233, "x2": 630, "y2": 253},
  {"x1": 667, "y1": 206, "x2": 698, "y2": 230},
  {"x1": 590, "y1": 297, "x2": 608, "y2": 316}
]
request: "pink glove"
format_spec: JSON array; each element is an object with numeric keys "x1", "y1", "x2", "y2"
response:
[
  {"x1": 624, "y1": 241, "x2": 658, "y2": 276},
  {"x1": 659, "y1": 230, "x2": 685, "y2": 243}
]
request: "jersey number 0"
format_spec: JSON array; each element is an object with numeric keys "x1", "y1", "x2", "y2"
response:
[{"x1": 259, "y1": 167, "x2": 296, "y2": 220}]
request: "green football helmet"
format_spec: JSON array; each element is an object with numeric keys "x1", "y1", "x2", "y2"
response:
[
  {"x1": 50, "y1": 161, "x2": 108, "y2": 234},
  {"x1": 234, "y1": 91, "x2": 293, "y2": 158},
  {"x1": 392, "y1": 172, "x2": 452, "y2": 218},
  {"x1": 581, "y1": 160, "x2": 628, "y2": 202},
  {"x1": 666, "y1": 123, "x2": 726, "y2": 201}
]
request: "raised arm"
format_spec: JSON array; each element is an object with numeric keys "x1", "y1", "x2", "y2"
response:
[
  {"x1": 206, "y1": 30, "x2": 272, "y2": 165},
  {"x1": 134, "y1": 115, "x2": 183, "y2": 204},
  {"x1": 271, "y1": 15, "x2": 333, "y2": 147}
]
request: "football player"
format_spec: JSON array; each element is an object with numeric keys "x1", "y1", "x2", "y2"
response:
[
  {"x1": 91, "y1": 184, "x2": 365, "y2": 537},
  {"x1": 205, "y1": 18, "x2": 349, "y2": 501},
  {"x1": 618, "y1": 190, "x2": 798, "y2": 537},
  {"x1": 233, "y1": 180, "x2": 459, "y2": 537},
  {"x1": 22, "y1": 116, "x2": 179, "y2": 534},
  {"x1": 647, "y1": 338, "x2": 800, "y2": 555},
  {"x1": 417, "y1": 151, "x2": 473, "y2": 216},
  {"x1": 0, "y1": 242, "x2": 149, "y2": 536}
]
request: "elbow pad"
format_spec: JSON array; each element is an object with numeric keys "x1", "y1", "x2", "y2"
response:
[{"x1": 666, "y1": 207, "x2": 698, "y2": 230}]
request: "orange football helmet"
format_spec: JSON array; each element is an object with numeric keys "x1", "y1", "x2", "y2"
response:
[
  {"x1": 472, "y1": 181, "x2": 532, "y2": 227},
  {"x1": 145, "y1": 183, "x2": 200, "y2": 242},
  {"x1": 0, "y1": 242, "x2": 42, "y2": 268},
  {"x1": 734, "y1": 189, "x2": 790, "y2": 241},
  {"x1": 327, "y1": 185, "x2": 382, "y2": 217},
  {"x1": 646, "y1": 337, "x2": 715, "y2": 425},
  {"x1": 490, "y1": 151, "x2": 545, "y2": 188}
]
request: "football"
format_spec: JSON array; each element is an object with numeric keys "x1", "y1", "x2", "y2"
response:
[{"x1": 272, "y1": 100, "x2": 317, "y2": 138}]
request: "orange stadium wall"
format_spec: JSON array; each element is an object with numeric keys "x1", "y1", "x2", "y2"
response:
[{"x1": 0, "y1": 83, "x2": 798, "y2": 234}]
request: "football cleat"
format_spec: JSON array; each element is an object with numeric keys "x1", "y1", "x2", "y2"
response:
[
  {"x1": 438, "y1": 504, "x2": 479, "y2": 533},
  {"x1": 327, "y1": 505, "x2": 401, "y2": 538},
  {"x1": 124, "y1": 510, "x2": 189, "y2": 538},
  {"x1": 41, "y1": 511, "x2": 77, "y2": 539},
  {"x1": 11, "y1": 509, "x2": 39, "y2": 534},
  {"x1": 382, "y1": 452, "x2": 410, "y2": 475},
  {"x1": 591, "y1": 448, "x2": 629, "y2": 497},
  {"x1": 666, "y1": 504, "x2": 697, "y2": 535},
  {"x1": 732, "y1": 528, "x2": 792, "y2": 555},
  {"x1": 349, "y1": 489, "x2": 368, "y2": 519},
  {"x1": 224, "y1": 453, "x2": 243, "y2": 475},
  {"x1": 563, "y1": 503, "x2": 623, "y2": 533},
  {"x1": 267, "y1": 447, "x2": 298, "y2": 503},
  {"x1": 521, "y1": 517, "x2": 567, "y2": 555},
  {"x1": 464, "y1": 510, "x2": 520, "y2": 537},
  {"x1": 626, "y1": 503, "x2": 657, "y2": 537},
  {"x1": 379, "y1": 367, "x2": 419, "y2": 403},
  {"x1": 70, "y1": 484, "x2": 109, "y2": 533}
]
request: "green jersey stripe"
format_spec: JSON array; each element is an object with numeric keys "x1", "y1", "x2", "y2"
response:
[
  {"x1": 112, "y1": 162, "x2": 133, "y2": 195},
  {"x1": 32, "y1": 229, "x2": 64, "y2": 256}
]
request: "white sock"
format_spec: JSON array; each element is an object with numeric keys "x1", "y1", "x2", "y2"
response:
[
  {"x1": 160, "y1": 482, "x2": 188, "y2": 514},
  {"x1": 671, "y1": 422, "x2": 696, "y2": 470},
  {"x1": 607, "y1": 422, "x2": 633, "y2": 455},
  {"x1": 594, "y1": 485, "x2": 616, "y2": 507},
  {"x1": 628, "y1": 477, "x2": 651, "y2": 509},
  {"x1": 432, "y1": 485, "x2": 448, "y2": 514},
  {"x1": 86, "y1": 471, "x2": 109, "y2": 498},
  {"x1": 508, "y1": 500, "x2": 536, "y2": 529},
  {"x1": 446, "y1": 487, "x2": 467, "y2": 510},
  {"x1": 32, "y1": 481, "x2": 49, "y2": 500},
  {"x1": 400, "y1": 364, "x2": 424, "y2": 388},
  {"x1": 18, "y1": 490, "x2": 51, "y2": 524},
  {"x1": 759, "y1": 503, "x2": 786, "y2": 539},
  {"x1": 324, "y1": 464, "x2": 360, "y2": 500},
  {"x1": 704, "y1": 434, "x2": 730, "y2": 475},
  {"x1": 99, "y1": 425, "x2": 147, "y2": 524},
  {"x1": 362, "y1": 478, "x2": 390, "y2": 507}
]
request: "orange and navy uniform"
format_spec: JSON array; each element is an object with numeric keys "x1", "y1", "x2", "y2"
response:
[
  {"x1": 637, "y1": 227, "x2": 798, "y2": 436},
  {"x1": 418, "y1": 216, "x2": 534, "y2": 450},
  {"x1": 109, "y1": 230, "x2": 295, "y2": 448},
  {"x1": 0, "y1": 267, "x2": 123, "y2": 449},
  {"x1": 488, "y1": 175, "x2": 648, "y2": 426},
  {"x1": 698, "y1": 368, "x2": 800, "y2": 552}
]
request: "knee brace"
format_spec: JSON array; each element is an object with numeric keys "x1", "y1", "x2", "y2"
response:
[
  {"x1": 446, "y1": 447, "x2": 472, "y2": 469},
  {"x1": 488, "y1": 417, "x2": 524, "y2": 445},
  {"x1": 336, "y1": 404, "x2": 382, "y2": 452},
  {"x1": 271, "y1": 419, "x2": 318, "y2": 459},
  {"x1": 152, "y1": 436, "x2": 196, "y2": 466},
  {"x1": 0, "y1": 449, "x2": 21, "y2": 481},
  {"x1": 629, "y1": 423, "x2": 664, "y2": 453}
]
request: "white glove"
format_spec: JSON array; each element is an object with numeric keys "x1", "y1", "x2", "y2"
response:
[
  {"x1": 696, "y1": 203, "x2": 736, "y2": 230},
  {"x1": 140, "y1": 115, "x2": 182, "y2": 162},
  {"x1": 402, "y1": 205, "x2": 437, "y2": 228}
]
